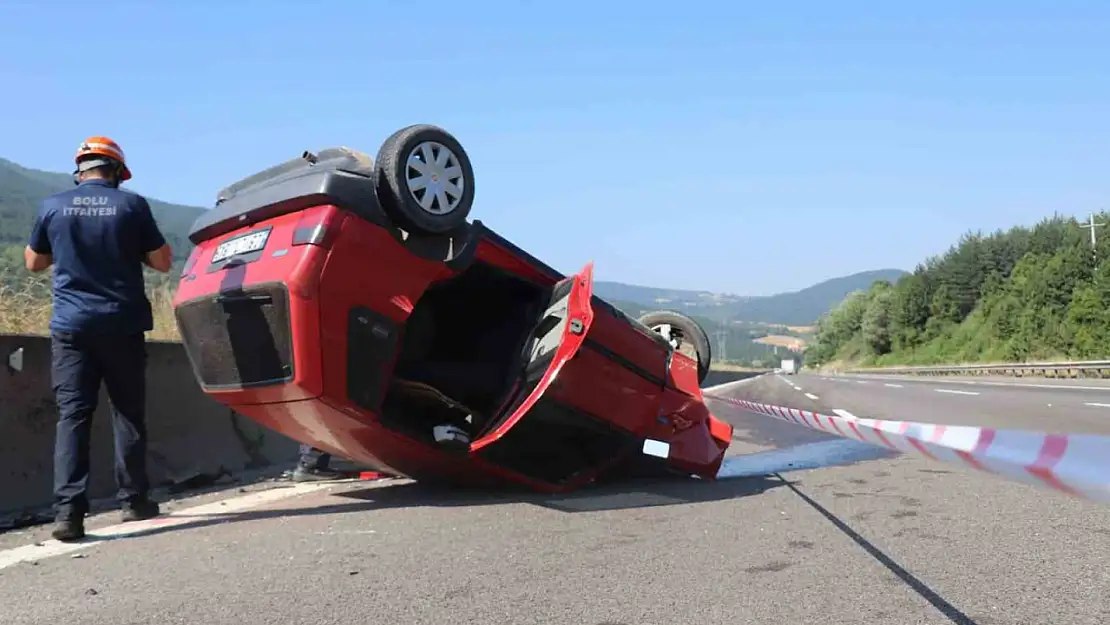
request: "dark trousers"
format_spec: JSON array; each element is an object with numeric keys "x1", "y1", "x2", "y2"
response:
[
  {"x1": 51, "y1": 331, "x2": 151, "y2": 518},
  {"x1": 298, "y1": 444, "x2": 331, "y2": 470}
]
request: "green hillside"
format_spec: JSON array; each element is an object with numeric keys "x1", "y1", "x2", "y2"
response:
[
  {"x1": 591, "y1": 282, "x2": 751, "y2": 322},
  {"x1": 604, "y1": 298, "x2": 799, "y2": 368},
  {"x1": 0, "y1": 157, "x2": 205, "y2": 263},
  {"x1": 593, "y1": 268, "x2": 907, "y2": 326},
  {"x1": 732, "y1": 269, "x2": 907, "y2": 325},
  {"x1": 806, "y1": 213, "x2": 1110, "y2": 367}
]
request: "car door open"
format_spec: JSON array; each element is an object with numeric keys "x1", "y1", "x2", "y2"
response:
[{"x1": 469, "y1": 262, "x2": 596, "y2": 452}]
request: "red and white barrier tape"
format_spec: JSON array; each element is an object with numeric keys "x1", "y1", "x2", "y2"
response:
[{"x1": 703, "y1": 393, "x2": 1110, "y2": 505}]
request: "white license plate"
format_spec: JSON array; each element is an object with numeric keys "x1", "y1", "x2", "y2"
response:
[{"x1": 212, "y1": 229, "x2": 270, "y2": 263}]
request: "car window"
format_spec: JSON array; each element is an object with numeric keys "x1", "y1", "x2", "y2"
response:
[{"x1": 528, "y1": 301, "x2": 568, "y2": 363}]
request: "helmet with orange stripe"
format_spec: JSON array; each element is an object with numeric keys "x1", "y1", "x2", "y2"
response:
[{"x1": 73, "y1": 136, "x2": 132, "y2": 186}]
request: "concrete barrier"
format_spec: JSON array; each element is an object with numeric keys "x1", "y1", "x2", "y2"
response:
[
  {"x1": 1, "y1": 335, "x2": 768, "y2": 521},
  {"x1": 1, "y1": 334, "x2": 300, "y2": 518},
  {"x1": 701, "y1": 369, "x2": 767, "y2": 388}
]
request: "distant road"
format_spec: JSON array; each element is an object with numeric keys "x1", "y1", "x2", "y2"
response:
[
  {"x1": 766, "y1": 371, "x2": 1110, "y2": 435},
  {"x1": 834, "y1": 371, "x2": 1110, "y2": 390}
]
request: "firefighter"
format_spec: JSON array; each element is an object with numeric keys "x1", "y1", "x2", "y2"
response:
[{"x1": 25, "y1": 136, "x2": 175, "y2": 541}]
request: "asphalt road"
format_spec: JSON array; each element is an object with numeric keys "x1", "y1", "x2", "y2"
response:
[
  {"x1": 1, "y1": 375, "x2": 1108, "y2": 625},
  {"x1": 794, "y1": 372, "x2": 1110, "y2": 434}
]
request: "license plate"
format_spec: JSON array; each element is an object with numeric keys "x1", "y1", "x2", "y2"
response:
[{"x1": 211, "y1": 229, "x2": 270, "y2": 263}]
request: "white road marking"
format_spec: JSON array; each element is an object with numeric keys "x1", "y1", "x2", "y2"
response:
[
  {"x1": 935, "y1": 389, "x2": 980, "y2": 396},
  {"x1": 841, "y1": 374, "x2": 1110, "y2": 392},
  {"x1": 701, "y1": 374, "x2": 765, "y2": 393},
  {"x1": 0, "y1": 482, "x2": 335, "y2": 571},
  {"x1": 856, "y1": 380, "x2": 868, "y2": 384},
  {"x1": 884, "y1": 383, "x2": 903, "y2": 388},
  {"x1": 832, "y1": 408, "x2": 859, "y2": 421},
  {"x1": 1083, "y1": 402, "x2": 1110, "y2": 408},
  {"x1": 805, "y1": 393, "x2": 820, "y2": 400}
]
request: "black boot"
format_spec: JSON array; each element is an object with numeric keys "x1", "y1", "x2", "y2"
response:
[
  {"x1": 51, "y1": 515, "x2": 85, "y2": 542},
  {"x1": 292, "y1": 466, "x2": 346, "y2": 482},
  {"x1": 120, "y1": 498, "x2": 160, "y2": 522}
]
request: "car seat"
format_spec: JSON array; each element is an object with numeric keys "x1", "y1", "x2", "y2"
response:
[{"x1": 393, "y1": 302, "x2": 505, "y2": 421}]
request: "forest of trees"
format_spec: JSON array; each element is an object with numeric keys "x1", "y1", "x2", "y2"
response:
[{"x1": 806, "y1": 213, "x2": 1110, "y2": 368}]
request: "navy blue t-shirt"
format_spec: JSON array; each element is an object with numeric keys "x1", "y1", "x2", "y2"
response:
[{"x1": 28, "y1": 179, "x2": 167, "y2": 336}]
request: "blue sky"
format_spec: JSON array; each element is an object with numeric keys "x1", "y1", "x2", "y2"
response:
[{"x1": 3, "y1": 0, "x2": 1109, "y2": 295}]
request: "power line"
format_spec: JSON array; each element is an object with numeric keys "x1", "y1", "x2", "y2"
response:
[
  {"x1": 1080, "y1": 211, "x2": 1104, "y2": 260},
  {"x1": 713, "y1": 329, "x2": 728, "y2": 363}
]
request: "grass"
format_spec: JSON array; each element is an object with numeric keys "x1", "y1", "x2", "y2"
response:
[{"x1": 0, "y1": 267, "x2": 182, "y2": 341}]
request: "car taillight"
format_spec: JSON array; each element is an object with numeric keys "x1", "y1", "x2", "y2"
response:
[
  {"x1": 292, "y1": 205, "x2": 343, "y2": 248},
  {"x1": 180, "y1": 244, "x2": 201, "y2": 276}
]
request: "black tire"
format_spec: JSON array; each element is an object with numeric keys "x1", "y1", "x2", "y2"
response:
[
  {"x1": 637, "y1": 310, "x2": 713, "y2": 384},
  {"x1": 374, "y1": 124, "x2": 475, "y2": 235}
]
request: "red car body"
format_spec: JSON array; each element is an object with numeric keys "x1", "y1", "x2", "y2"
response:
[{"x1": 172, "y1": 133, "x2": 732, "y2": 493}]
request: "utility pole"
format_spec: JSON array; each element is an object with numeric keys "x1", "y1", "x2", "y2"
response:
[
  {"x1": 713, "y1": 329, "x2": 728, "y2": 363},
  {"x1": 1080, "y1": 212, "x2": 1104, "y2": 261}
]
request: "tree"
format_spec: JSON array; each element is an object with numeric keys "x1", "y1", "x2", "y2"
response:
[{"x1": 807, "y1": 212, "x2": 1110, "y2": 368}]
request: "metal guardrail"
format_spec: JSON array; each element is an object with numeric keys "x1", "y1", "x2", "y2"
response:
[{"x1": 842, "y1": 360, "x2": 1110, "y2": 379}]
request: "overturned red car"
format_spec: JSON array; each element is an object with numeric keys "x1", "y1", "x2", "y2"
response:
[{"x1": 172, "y1": 124, "x2": 733, "y2": 492}]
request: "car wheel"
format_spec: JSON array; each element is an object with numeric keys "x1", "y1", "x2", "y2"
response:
[
  {"x1": 638, "y1": 310, "x2": 713, "y2": 384},
  {"x1": 374, "y1": 124, "x2": 475, "y2": 235}
]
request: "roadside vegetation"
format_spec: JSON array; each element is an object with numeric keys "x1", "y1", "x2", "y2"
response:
[
  {"x1": 806, "y1": 213, "x2": 1110, "y2": 369},
  {"x1": 0, "y1": 256, "x2": 183, "y2": 341}
]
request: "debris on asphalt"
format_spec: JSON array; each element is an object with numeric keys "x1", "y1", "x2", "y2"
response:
[{"x1": 166, "y1": 468, "x2": 235, "y2": 494}]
